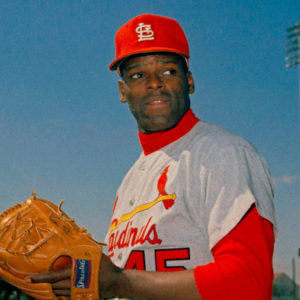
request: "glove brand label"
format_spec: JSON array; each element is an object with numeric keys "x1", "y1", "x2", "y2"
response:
[{"x1": 74, "y1": 259, "x2": 91, "y2": 289}]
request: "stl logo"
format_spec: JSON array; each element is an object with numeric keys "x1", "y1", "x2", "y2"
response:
[{"x1": 135, "y1": 22, "x2": 155, "y2": 42}]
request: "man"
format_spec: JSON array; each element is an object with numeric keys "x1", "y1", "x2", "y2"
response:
[{"x1": 32, "y1": 14, "x2": 276, "y2": 299}]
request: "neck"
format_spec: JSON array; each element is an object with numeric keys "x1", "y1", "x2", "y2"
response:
[{"x1": 138, "y1": 109, "x2": 199, "y2": 155}]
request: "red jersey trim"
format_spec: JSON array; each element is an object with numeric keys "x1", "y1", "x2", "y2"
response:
[
  {"x1": 194, "y1": 206, "x2": 275, "y2": 300},
  {"x1": 138, "y1": 109, "x2": 199, "y2": 155}
]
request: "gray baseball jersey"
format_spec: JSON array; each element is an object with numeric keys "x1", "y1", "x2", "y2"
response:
[{"x1": 105, "y1": 119, "x2": 276, "y2": 277}]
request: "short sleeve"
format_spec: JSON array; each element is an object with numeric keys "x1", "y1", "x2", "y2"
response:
[{"x1": 204, "y1": 145, "x2": 276, "y2": 249}]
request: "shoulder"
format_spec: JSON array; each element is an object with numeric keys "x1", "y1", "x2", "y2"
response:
[{"x1": 182, "y1": 121, "x2": 260, "y2": 162}]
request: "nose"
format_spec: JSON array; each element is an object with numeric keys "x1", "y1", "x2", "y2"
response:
[{"x1": 147, "y1": 73, "x2": 163, "y2": 90}]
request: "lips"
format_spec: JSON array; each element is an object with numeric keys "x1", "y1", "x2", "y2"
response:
[
  {"x1": 148, "y1": 100, "x2": 169, "y2": 108},
  {"x1": 144, "y1": 93, "x2": 170, "y2": 107}
]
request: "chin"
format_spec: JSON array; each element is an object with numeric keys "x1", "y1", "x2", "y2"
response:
[{"x1": 142, "y1": 117, "x2": 177, "y2": 133}]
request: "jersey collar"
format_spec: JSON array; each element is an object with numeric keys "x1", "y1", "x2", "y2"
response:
[{"x1": 138, "y1": 109, "x2": 199, "y2": 155}]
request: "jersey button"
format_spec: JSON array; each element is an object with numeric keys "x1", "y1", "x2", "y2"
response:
[{"x1": 139, "y1": 160, "x2": 146, "y2": 170}]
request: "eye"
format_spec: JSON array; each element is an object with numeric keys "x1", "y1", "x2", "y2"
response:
[
  {"x1": 162, "y1": 69, "x2": 177, "y2": 76},
  {"x1": 130, "y1": 72, "x2": 144, "y2": 79}
]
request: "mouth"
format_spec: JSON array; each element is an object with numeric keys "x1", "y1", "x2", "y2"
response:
[{"x1": 144, "y1": 94, "x2": 170, "y2": 107}]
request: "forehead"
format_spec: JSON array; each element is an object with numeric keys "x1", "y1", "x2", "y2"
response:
[{"x1": 121, "y1": 53, "x2": 184, "y2": 70}]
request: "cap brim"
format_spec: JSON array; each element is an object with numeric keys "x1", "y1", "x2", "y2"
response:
[{"x1": 109, "y1": 47, "x2": 189, "y2": 71}]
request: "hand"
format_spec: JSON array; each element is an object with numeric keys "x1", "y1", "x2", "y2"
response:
[
  {"x1": 28, "y1": 254, "x2": 122, "y2": 300},
  {"x1": 29, "y1": 268, "x2": 71, "y2": 300}
]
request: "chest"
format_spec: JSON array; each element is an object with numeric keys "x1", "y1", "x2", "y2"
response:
[{"x1": 106, "y1": 151, "x2": 213, "y2": 270}]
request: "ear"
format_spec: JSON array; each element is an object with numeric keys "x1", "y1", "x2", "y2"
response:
[
  {"x1": 118, "y1": 80, "x2": 127, "y2": 103},
  {"x1": 186, "y1": 71, "x2": 195, "y2": 94}
]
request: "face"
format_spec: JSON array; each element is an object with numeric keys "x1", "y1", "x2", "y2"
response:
[{"x1": 118, "y1": 53, "x2": 195, "y2": 133}]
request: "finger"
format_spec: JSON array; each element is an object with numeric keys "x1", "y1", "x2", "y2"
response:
[
  {"x1": 30, "y1": 268, "x2": 71, "y2": 283},
  {"x1": 53, "y1": 290, "x2": 71, "y2": 299},
  {"x1": 52, "y1": 279, "x2": 71, "y2": 290}
]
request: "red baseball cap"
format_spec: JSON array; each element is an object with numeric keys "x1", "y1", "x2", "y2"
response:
[{"x1": 109, "y1": 14, "x2": 190, "y2": 71}]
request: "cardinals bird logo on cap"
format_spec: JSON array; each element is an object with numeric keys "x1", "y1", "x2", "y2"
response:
[{"x1": 135, "y1": 22, "x2": 155, "y2": 42}]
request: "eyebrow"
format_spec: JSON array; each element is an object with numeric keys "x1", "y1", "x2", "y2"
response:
[
  {"x1": 159, "y1": 59, "x2": 179, "y2": 65},
  {"x1": 123, "y1": 64, "x2": 143, "y2": 72},
  {"x1": 124, "y1": 59, "x2": 179, "y2": 73}
]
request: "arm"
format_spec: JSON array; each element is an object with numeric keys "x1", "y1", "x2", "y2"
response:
[
  {"x1": 194, "y1": 205, "x2": 275, "y2": 300},
  {"x1": 30, "y1": 205, "x2": 274, "y2": 300},
  {"x1": 99, "y1": 255, "x2": 201, "y2": 300},
  {"x1": 100, "y1": 205, "x2": 274, "y2": 300},
  {"x1": 30, "y1": 254, "x2": 201, "y2": 300}
]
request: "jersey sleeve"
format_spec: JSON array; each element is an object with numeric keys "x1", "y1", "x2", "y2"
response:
[
  {"x1": 194, "y1": 205, "x2": 275, "y2": 300},
  {"x1": 203, "y1": 144, "x2": 276, "y2": 250}
]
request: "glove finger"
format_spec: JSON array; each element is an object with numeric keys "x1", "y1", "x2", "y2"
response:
[{"x1": 0, "y1": 266, "x2": 56, "y2": 299}]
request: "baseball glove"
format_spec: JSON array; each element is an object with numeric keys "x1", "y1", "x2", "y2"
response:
[{"x1": 0, "y1": 191, "x2": 104, "y2": 300}]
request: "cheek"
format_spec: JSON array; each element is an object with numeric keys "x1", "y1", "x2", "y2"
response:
[
  {"x1": 170, "y1": 84, "x2": 188, "y2": 106},
  {"x1": 126, "y1": 94, "x2": 142, "y2": 119},
  {"x1": 125, "y1": 88, "x2": 144, "y2": 113},
  {"x1": 128, "y1": 100, "x2": 138, "y2": 114}
]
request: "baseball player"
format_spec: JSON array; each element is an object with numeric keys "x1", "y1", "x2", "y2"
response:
[{"x1": 30, "y1": 14, "x2": 277, "y2": 300}]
